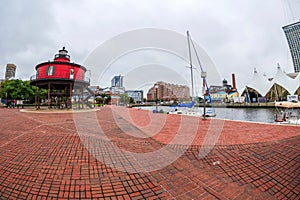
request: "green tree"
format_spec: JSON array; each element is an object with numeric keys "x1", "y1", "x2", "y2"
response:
[
  {"x1": 19, "y1": 80, "x2": 35, "y2": 100},
  {"x1": 100, "y1": 93, "x2": 111, "y2": 104},
  {"x1": 129, "y1": 97, "x2": 135, "y2": 104},
  {"x1": 0, "y1": 79, "x2": 40, "y2": 103},
  {"x1": 36, "y1": 88, "x2": 48, "y2": 100},
  {"x1": 0, "y1": 79, "x2": 22, "y2": 99},
  {"x1": 120, "y1": 93, "x2": 129, "y2": 105}
]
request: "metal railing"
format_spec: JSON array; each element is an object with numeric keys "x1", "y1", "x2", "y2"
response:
[{"x1": 30, "y1": 72, "x2": 90, "y2": 82}]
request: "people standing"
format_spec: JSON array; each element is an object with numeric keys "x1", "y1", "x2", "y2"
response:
[{"x1": 12, "y1": 99, "x2": 16, "y2": 108}]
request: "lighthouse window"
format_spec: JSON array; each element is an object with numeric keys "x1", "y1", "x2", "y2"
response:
[
  {"x1": 46, "y1": 66, "x2": 55, "y2": 76},
  {"x1": 70, "y1": 69, "x2": 74, "y2": 79}
]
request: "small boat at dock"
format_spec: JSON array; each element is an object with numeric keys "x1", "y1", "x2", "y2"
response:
[{"x1": 274, "y1": 101, "x2": 300, "y2": 125}]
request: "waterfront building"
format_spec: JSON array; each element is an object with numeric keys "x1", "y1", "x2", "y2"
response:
[
  {"x1": 283, "y1": 21, "x2": 300, "y2": 72},
  {"x1": 30, "y1": 47, "x2": 90, "y2": 108},
  {"x1": 125, "y1": 90, "x2": 143, "y2": 103},
  {"x1": 5, "y1": 64, "x2": 16, "y2": 80},
  {"x1": 147, "y1": 81, "x2": 190, "y2": 101},
  {"x1": 208, "y1": 74, "x2": 239, "y2": 102}
]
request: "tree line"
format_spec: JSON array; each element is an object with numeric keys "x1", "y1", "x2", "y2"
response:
[
  {"x1": 0, "y1": 79, "x2": 138, "y2": 106},
  {"x1": 0, "y1": 79, "x2": 47, "y2": 104}
]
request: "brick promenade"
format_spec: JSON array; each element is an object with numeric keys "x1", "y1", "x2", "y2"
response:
[{"x1": 0, "y1": 106, "x2": 299, "y2": 199}]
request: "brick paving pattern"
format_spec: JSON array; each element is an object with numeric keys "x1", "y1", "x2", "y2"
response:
[{"x1": 0, "y1": 106, "x2": 299, "y2": 199}]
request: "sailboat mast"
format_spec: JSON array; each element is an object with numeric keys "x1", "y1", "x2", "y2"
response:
[
  {"x1": 187, "y1": 31, "x2": 194, "y2": 101},
  {"x1": 189, "y1": 32, "x2": 212, "y2": 103}
]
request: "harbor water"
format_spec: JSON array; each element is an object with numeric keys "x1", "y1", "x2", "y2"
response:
[{"x1": 138, "y1": 106, "x2": 300, "y2": 124}]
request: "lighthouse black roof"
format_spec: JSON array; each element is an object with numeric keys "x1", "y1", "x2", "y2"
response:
[{"x1": 54, "y1": 46, "x2": 70, "y2": 61}]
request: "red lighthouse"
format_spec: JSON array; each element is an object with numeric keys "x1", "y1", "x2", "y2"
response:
[{"x1": 30, "y1": 47, "x2": 90, "y2": 109}]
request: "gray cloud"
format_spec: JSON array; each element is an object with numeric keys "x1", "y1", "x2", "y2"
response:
[
  {"x1": 0, "y1": 0, "x2": 299, "y2": 92},
  {"x1": 0, "y1": 0, "x2": 59, "y2": 79}
]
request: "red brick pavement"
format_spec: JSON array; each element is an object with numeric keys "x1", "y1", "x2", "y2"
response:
[{"x1": 0, "y1": 106, "x2": 299, "y2": 199}]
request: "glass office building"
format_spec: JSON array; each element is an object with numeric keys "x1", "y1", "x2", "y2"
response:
[{"x1": 283, "y1": 21, "x2": 300, "y2": 72}]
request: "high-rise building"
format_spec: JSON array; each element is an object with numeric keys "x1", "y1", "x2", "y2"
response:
[
  {"x1": 283, "y1": 21, "x2": 300, "y2": 72},
  {"x1": 5, "y1": 64, "x2": 17, "y2": 80},
  {"x1": 110, "y1": 75, "x2": 125, "y2": 105},
  {"x1": 111, "y1": 75, "x2": 123, "y2": 87}
]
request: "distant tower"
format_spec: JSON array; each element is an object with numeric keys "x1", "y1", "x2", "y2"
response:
[
  {"x1": 110, "y1": 75, "x2": 125, "y2": 105},
  {"x1": 222, "y1": 79, "x2": 228, "y2": 86},
  {"x1": 282, "y1": 21, "x2": 300, "y2": 72},
  {"x1": 5, "y1": 64, "x2": 16, "y2": 80},
  {"x1": 111, "y1": 75, "x2": 124, "y2": 87}
]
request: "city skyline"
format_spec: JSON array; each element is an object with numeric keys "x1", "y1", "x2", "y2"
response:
[{"x1": 1, "y1": 0, "x2": 300, "y2": 91}]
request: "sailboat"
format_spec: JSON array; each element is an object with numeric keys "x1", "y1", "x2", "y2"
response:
[{"x1": 169, "y1": 31, "x2": 216, "y2": 117}]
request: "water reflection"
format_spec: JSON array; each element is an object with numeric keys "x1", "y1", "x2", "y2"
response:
[{"x1": 217, "y1": 108, "x2": 276, "y2": 123}]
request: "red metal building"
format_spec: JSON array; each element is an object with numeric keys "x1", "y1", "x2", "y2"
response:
[{"x1": 30, "y1": 47, "x2": 90, "y2": 109}]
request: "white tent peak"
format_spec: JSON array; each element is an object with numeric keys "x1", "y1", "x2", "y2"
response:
[
  {"x1": 245, "y1": 69, "x2": 272, "y2": 96},
  {"x1": 277, "y1": 63, "x2": 281, "y2": 69}
]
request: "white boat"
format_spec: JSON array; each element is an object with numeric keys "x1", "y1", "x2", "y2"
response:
[
  {"x1": 168, "y1": 102, "x2": 199, "y2": 116},
  {"x1": 274, "y1": 101, "x2": 300, "y2": 125},
  {"x1": 168, "y1": 108, "x2": 201, "y2": 116},
  {"x1": 168, "y1": 106, "x2": 216, "y2": 117},
  {"x1": 204, "y1": 107, "x2": 216, "y2": 117}
]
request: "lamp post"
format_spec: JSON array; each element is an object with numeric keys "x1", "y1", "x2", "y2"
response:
[
  {"x1": 138, "y1": 91, "x2": 142, "y2": 108},
  {"x1": 201, "y1": 72, "x2": 207, "y2": 120},
  {"x1": 137, "y1": 92, "x2": 140, "y2": 104},
  {"x1": 155, "y1": 84, "x2": 158, "y2": 112},
  {"x1": 5, "y1": 92, "x2": 8, "y2": 107}
]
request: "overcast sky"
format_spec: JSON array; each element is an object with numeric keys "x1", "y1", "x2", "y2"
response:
[{"x1": 1, "y1": 0, "x2": 299, "y2": 91}]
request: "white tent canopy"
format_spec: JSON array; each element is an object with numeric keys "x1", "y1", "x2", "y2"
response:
[{"x1": 244, "y1": 67, "x2": 299, "y2": 97}]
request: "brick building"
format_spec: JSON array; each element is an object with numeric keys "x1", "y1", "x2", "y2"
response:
[{"x1": 147, "y1": 81, "x2": 190, "y2": 101}]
